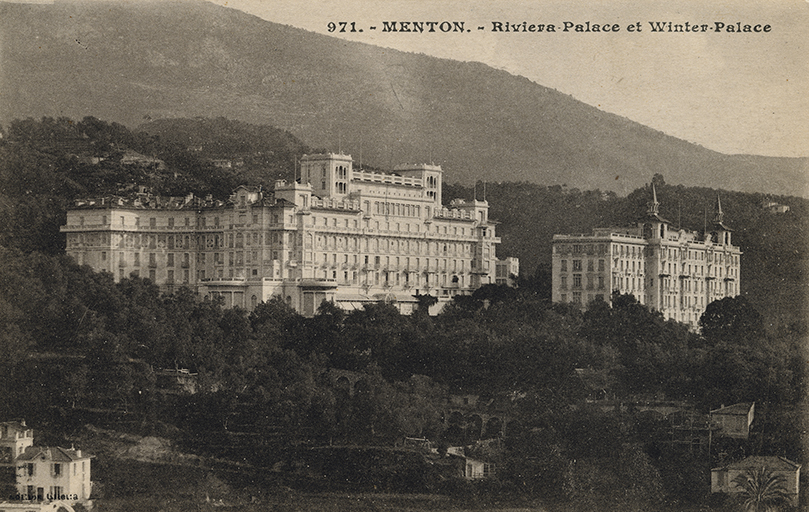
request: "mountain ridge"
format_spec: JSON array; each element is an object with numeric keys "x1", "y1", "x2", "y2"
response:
[{"x1": 0, "y1": 0, "x2": 805, "y2": 196}]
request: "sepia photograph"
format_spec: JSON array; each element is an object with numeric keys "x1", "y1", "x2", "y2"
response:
[{"x1": 0, "y1": 0, "x2": 806, "y2": 510}]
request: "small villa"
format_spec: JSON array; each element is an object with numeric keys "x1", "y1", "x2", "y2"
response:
[{"x1": 711, "y1": 455, "x2": 801, "y2": 507}]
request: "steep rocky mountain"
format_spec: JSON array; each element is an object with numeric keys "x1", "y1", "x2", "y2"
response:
[{"x1": 0, "y1": 0, "x2": 805, "y2": 196}]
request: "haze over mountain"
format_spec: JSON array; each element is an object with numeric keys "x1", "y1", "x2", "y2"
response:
[{"x1": 1, "y1": 1, "x2": 805, "y2": 196}]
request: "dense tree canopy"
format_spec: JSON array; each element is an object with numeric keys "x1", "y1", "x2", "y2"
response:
[
  {"x1": 700, "y1": 296, "x2": 764, "y2": 342},
  {"x1": 1, "y1": 116, "x2": 806, "y2": 508}
]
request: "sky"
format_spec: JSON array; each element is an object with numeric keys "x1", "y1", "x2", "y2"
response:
[{"x1": 208, "y1": 0, "x2": 808, "y2": 158}]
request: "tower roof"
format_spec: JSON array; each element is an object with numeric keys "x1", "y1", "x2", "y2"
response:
[
  {"x1": 646, "y1": 184, "x2": 671, "y2": 224},
  {"x1": 712, "y1": 195, "x2": 733, "y2": 231}
]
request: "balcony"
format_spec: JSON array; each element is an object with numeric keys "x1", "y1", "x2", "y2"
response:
[{"x1": 199, "y1": 277, "x2": 247, "y2": 285}]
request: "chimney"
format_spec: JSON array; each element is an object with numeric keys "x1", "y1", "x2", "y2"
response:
[
  {"x1": 76, "y1": 449, "x2": 81, "y2": 458},
  {"x1": 20, "y1": 420, "x2": 25, "y2": 427}
]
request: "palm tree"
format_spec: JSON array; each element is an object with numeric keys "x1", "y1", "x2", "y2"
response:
[{"x1": 731, "y1": 466, "x2": 791, "y2": 512}]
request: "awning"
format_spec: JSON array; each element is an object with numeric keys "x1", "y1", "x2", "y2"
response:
[{"x1": 299, "y1": 279, "x2": 338, "y2": 290}]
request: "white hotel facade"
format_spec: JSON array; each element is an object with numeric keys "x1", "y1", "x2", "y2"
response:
[
  {"x1": 61, "y1": 153, "x2": 512, "y2": 316},
  {"x1": 552, "y1": 188, "x2": 741, "y2": 329}
]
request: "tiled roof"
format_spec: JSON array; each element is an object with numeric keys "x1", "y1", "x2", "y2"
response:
[
  {"x1": 711, "y1": 402, "x2": 753, "y2": 415},
  {"x1": 16, "y1": 446, "x2": 91, "y2": 462},
  {"x1": 0, "y1": 421, "x2": 29, "y2": 433},
  {"x1": 714, "y1": 456, "x2": 801, "y2": 472}
]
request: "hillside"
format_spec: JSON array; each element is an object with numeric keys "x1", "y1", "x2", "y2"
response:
[
  {"x1": 1, "y1": 114, "x2": 805, "y2": 509},
  {"x1": 463, "y1": 180, "x2": 809, "y2": 330},
  {"x1": 1, "y1": 115, "x2": 805, "y2": 329},
  {"x1": 0, "y1": 1, "x2": 806, "y2": 196},
  {"x1": 138, "y1": 117, "x2": 312, "y2": 184}
]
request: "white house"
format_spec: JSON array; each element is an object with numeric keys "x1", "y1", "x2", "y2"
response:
[
  {"x1": 0, "y1": 421, "x2": 34, "y2": 499},
  {"x1": 712, "y1": 455, "x2": 801, "y2": 507},
  {"x1": 14, "y1": 447, "x2": 92, "y2": 506},
  {"x1": 710, "y1": 402, "x2": 755, "y2": 439}
]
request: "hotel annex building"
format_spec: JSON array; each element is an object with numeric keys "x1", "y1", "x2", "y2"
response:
[
  {"x1": 61, "y1": 153, "x2": 512, "y2": 316},
  {"x1": 551, "y1": 188, "x2": 741, "y2": 329}
]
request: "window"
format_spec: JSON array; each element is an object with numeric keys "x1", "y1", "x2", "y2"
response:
[
  {"x1": 53, "y1": 463, "x2": 61, "y2": 477},
  {"x1": 167, "y1": 254, "x2": 174, "y2": 267},
  {"x1": 572, "y1": 260, "x2": 582, "y2": 272},
  {"x1": 573, "y1": 274, "x2": 582, "y2": 288},
  {"x1": 587, "y1": 260, "x2": 594, "y2": 272},
  {"x1": 598, "y1": 259, "x2": 605, "y2": 271},
  {"x1": 26, "y1": 463, "x2": 35, "y2": 476},
  {"x1": 560, "y1": 260, "x2": 568, "y2": 272}
]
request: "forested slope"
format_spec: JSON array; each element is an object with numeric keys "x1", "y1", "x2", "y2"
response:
[{"x1": 0, "y1": 116, "x2": 806, "y2": 509}]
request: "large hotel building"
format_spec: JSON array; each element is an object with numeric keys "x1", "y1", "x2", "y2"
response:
[
  {"x1": 61, "y1": 153, "x2": 514, "y2": 316},
  {"x1": 552, "y1": 187, "x2": 740, "y2": 329}
]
